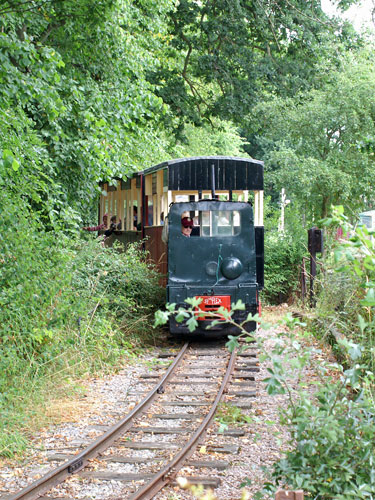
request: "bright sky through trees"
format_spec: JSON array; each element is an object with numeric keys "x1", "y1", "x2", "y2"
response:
[{"x1": 321, "y1": 0, "x2": 375, "y2": 30}]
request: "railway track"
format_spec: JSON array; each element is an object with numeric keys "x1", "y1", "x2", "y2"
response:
[{"x1": 3, "y1": 341, "x2": 259, "y2": 500}]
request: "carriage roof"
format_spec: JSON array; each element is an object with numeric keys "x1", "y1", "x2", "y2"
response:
[{"x1": 138, "y1": 156, "x2": 263, "y2": 191}]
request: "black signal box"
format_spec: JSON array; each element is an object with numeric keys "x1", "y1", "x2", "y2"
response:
[{"x1": 308, "y1": 227, "x2": 323, "y2": 254}]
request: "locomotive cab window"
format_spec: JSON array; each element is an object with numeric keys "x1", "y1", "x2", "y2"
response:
[{"x1": 193, "y1": 210, "x2": 241, "y2": 237}]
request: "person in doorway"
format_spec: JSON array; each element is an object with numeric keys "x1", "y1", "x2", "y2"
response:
[{"x1": 181, "y1": 216, "x2": 193, "y2": 237}]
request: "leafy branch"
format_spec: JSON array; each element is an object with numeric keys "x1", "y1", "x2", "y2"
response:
[
  {"x1": 154, "y1": 297, "x2": 261, "y2": 352},
  {"x1": 0, "y1": 0, "x2": 65, "y2": 16}
]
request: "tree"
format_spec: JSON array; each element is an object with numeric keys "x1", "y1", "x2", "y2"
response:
[
  {"x1": 171, "y1": 118, "x2": 249, "y2": 157},
  {"x1": 0, "y1": 0, "x2": 174, "y2": 221},
  {"x1": 148, "y1": 0, "x2": 362, "y2": 129},
  {"x1": 249, "y1": 48, "x2": 375, "y2": 221}
]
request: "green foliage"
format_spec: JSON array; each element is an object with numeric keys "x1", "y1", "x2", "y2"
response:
[
  {"x1": 0, "y1": 230, "x2": 162, "y2": 373},
  {"x1": 72, "y1": 239, "x2": 164, "y2": 322},
  {"x1": 150, "y1": 0, "x2": 361, "y2": 126},
  {"x1": 263, "y1": 200, "x2": 306, "y2": 304},
  {"x1": 215, "y1": 403, "x2": 252, "y2": 429},
  {"x1": 157, "y1": 295, "x2": 375, "y2": 498},
  {"x1": 0, "y1": 429, "x2": 28, "y2": 459},
  {"x1": 271, "y1": 384, "x2": 375, "y2": 499},
  {"x1": 154, "y1": 299, "x2": 255, "y2": 340},
  {"x1": 0, "y1": 223, "x2": 163, "y2": 456},
  {"x1": 256, "y1": 207, "x2": 375, "y2": 498},
  {"x1": 264, "y1": 232, "x2": 305, "y2": 304},
  {"x1": 251, "y1": 48, "x2": 375, "y2": 220},
  {"x1": 0, "y1": 1, "x2": 173, "y2": 455},
  {"x1": 315, "y1": 206, "x2": 375, "y2": 369},
  {"x1": 171, "y1": 119, "x2": 249, "y2": 158},
  {"x1": 1, "y1": 0, "x2": 374, "y2": 471},
  {"x1": 0, "y1": 0, "x2": 174, "y2": 222},
  {"x1": 258, "y1": 327, "x2": 375, "y2": 499}
]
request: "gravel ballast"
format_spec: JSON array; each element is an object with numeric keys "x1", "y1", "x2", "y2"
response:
[{"x1": 0, "y1": 308, "x2": 324, "y2": 499}]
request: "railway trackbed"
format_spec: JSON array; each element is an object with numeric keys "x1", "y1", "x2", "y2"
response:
[{"x1": 2, "y1": 341, "x2": 259, "y2": 500}]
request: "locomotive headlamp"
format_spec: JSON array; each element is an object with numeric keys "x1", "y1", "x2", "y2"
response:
[{"x1": 221, "y1": 257, "x2": 243, "y2": 280}]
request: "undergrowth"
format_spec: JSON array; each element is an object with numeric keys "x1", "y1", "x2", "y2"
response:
[
  {"x1": 155, "y1": 293, "x2": 375, "y2": 498},
  {"x1": 257, "y1": 206, "x2": 375, "y2": 498},
  {"x1": 264, "y1": 231, "x2": 305, "y2": 304},
  {"x1": 215, "y1": 402, "x2": 252, "y2": 431},
  {"x1": 315, "y1": 206, "x2": 375, "y2": 371},
  {"x1": 0, "y1": 216, "x2": 164, "y2": 457},
  {"x1": 263, "y1": 198, "x2": 306, "y2": 305}
]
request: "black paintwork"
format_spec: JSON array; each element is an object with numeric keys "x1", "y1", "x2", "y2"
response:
[
  {"x1": 139, "y1": 156, "x2": 263, "y2": 191},
  {"x1": 255, "y1": 227, "x2": 264, "y2": 289}
]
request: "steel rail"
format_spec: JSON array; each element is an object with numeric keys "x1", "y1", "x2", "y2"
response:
[
  {"x1": 128, "y1": 347, "x2": 237, "y2": 500},
  {"x1": 7, "y1": 343, "x2": 189, "y2": 500}
]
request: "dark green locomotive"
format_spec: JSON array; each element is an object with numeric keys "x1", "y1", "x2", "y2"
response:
[
  {"x1": 168, "y1": 199, "x2": 263, "y2": 335},
  {"x1": 164, "y1": 157, "x2": 264, "y2": 336}
]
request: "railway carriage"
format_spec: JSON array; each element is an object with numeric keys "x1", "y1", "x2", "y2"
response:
[{"x1": 99, "y1": 156, "x2": 264, "y2": 336}]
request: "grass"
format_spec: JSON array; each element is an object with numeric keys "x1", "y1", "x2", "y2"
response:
[
  {"x1": 215, "y1": 403, "x2": 252, "y2": 428},
  {"x1": 0, "y1": 321, "x2": 166, "y2": 461},
  {"x1": 0, "y1": 341, "x2": 145, "y2": 463}
]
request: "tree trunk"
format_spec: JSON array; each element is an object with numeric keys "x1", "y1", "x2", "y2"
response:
[{"x1": 321, "y1": 195, "x2": 330, "y2": 219}]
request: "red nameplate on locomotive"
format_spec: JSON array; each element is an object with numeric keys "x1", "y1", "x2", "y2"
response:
[{"x1": 195, "y1": 295, "x2": 231, "y2": 321}]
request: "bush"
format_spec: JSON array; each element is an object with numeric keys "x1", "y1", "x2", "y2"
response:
[
  {"x1": 71, "y1": 239, "x2": 164, "y2": 319},
  {"x1": 71, "y1": 238, "x2": 165, "y2": 343},
  {"x1": 271, "y1": 386, "x2": 375, "y2": 499},
  {"x1": 258, "y1": 320, "x2": 375, "y2": 500},
  {"x1": 315, "y1": 206, "x2": 375, "y2": 370},
  {"x1": 0, "y1": 231, "x2": 163, "y2": 385},
  {"x1": 262, "y1": 197, "x2": 306, "y2": 305},
  {"x1": 264, "y1": 232, "x2": 305, "y2": 304},
  {"x1": 0, "y1": 206, "x2": 163, "y2": 455}
]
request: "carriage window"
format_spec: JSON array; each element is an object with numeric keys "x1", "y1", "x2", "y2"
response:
[{"x1": 194, "y1": 211, "x2": 241, "y2": 237}]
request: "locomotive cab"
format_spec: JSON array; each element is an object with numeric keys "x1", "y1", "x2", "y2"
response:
[{"x1": 168, "y1": 200, "x2": 260, "y2": 336}]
